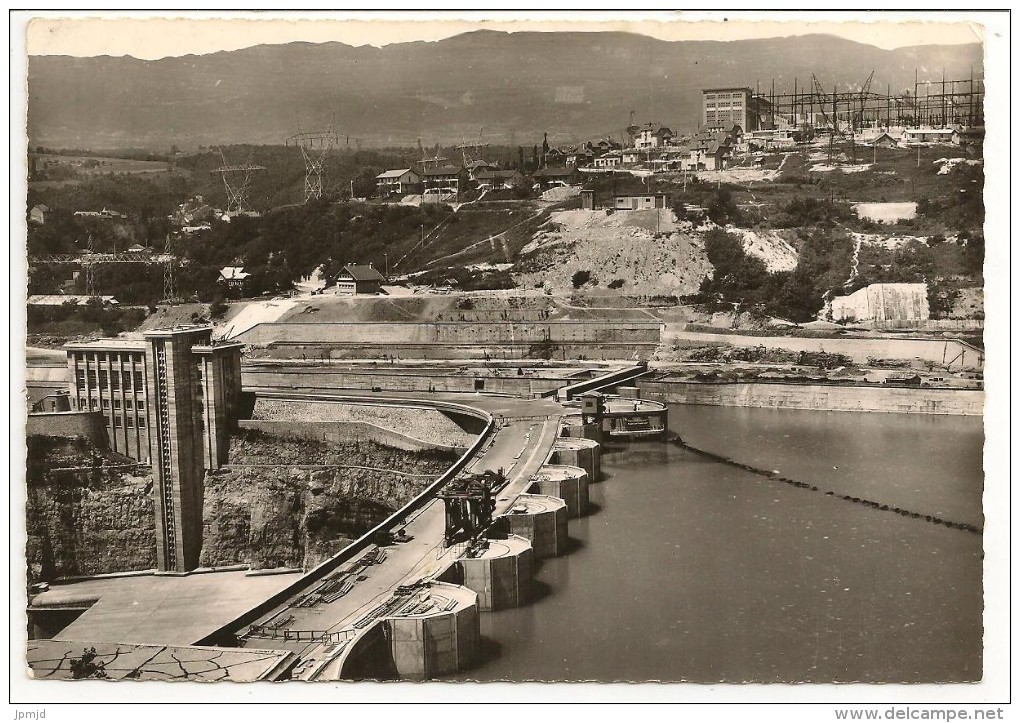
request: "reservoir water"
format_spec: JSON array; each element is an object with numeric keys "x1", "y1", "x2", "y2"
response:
[{"x1": 448, "y1": 404, "x2": 984, "y2": 683}]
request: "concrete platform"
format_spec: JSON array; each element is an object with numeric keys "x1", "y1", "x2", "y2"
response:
[
  {"x1": 30, "y1": 568, "x2": 304, "y2": 646},
  {"x1": 26, "y1": 639, "x2": 297, "y2": 681}
]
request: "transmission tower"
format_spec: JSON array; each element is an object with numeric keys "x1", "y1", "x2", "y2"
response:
[
  {"x1": 163, "y1": 234, "x2": 177, "y2": 302},
  {"x1": 211, "y1": 148, "x2": 266, "y2": 214},
  {"x1": 286, "y1": 117, "x2": 340, "y2": 202},
  {"x1": 456, "y1": 126, "x2": 489, "y2": 167},
  {"x1": 84, "y1": 233, "x2": 97, "y2": 297}
]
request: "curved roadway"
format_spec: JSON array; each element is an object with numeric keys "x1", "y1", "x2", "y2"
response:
[{"x1": 235, "y1": 390, "x2": 566, "y2": 680}]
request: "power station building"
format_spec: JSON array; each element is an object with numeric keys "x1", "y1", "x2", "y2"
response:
[
  {"x1": 702, "y1": 87, "x2": 770, "y2": 132},
  {"x1": 64, "y1": 327, "x2": 244, "y2": 572}
]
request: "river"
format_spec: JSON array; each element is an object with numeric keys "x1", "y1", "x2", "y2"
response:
[{"x1": 447, "y1": 404, "x2": 984, "y2": 683}]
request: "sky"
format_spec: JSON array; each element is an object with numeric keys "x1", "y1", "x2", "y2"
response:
[{"x1": 23, "y1": 11, "x2": 985, "y2": 59}]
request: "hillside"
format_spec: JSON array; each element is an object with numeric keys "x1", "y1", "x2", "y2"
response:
[
  {"x1": 27, "y1": 32, "x2": 982, "y2": 149},
  {"x1": 515, "y1": 209, "x2": 711, "y2": 296}
]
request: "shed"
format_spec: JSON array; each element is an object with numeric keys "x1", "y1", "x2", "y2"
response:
[{"x1": 613, "y1": 194, "x2": 669, "y2": 211}]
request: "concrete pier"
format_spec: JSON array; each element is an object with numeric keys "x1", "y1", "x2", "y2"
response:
[
  {"x1": 503, "y1": 494, "x2": 569, "y2": 558},
  {"x1": 339, "y1": 581, "x2": 480, "y2": 681},
  {"x1": 453, "y1": 535, "x2": 534, "y2": 611},
  {"x1": 530, "y1": 464, "x2": 589, "y2": 518},
  {"x1": 602, "y1": 396, "x2": 668, "y2": 440},
  {"x1": 550, "y1": 437, "x2": 602, "y2": 482},
  {"x1": 560, "y1": 413, "x2": 603, "y2": 442}
]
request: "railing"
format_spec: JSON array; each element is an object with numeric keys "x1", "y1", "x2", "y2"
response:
[{"x1": 194, "y1": 392, "x2": 495, "y2": 646}]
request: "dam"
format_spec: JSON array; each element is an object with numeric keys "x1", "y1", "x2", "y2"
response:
[
  {"x1": 25, "y1": 356, "x2": 982, "y2": 683},
  {"x1": 28, "y1": 363, "x2": 669, "y2": 680}
]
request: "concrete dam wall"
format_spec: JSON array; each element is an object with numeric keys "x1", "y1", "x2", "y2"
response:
[
  {"x1": 638, "y1": 380, "x2": 984, "y2": 416},
  {"x1": 242, "y1": 367, "x2": 574, "y2": 398},
  {"x1": 233, "y1": 321, "x2": 662, "y2": 360}
]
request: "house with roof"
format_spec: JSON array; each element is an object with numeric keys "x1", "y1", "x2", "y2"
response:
[
  {"x1": 29, "y1": 204, "x2": 49, "y2": 225},
  {"x1": 565, "y1": 147, "x2": 595, "y2": 168},
  {"x1": 593, "y1": 150, "x2": 623, "y2": 169},
  {"x1": 621, "y1": 148, "x2": 643, "y2": 165},
  {"x1": 333, "y1": 263, "x2": 385, "y2": 295},
  {"x1": 464, "y1": 160, "x2": 498, "y2": 180},
  {"x1": 218, "y1": 267, "x2": 251, "y2": 292},
  {"x1": 868, "y1": 133, "x2": 901, "y2": 149},
  {"x1": 592, "y1": 138, "x2": 622, "y2": 154},
  {"x1": 544, "y1": 147, "x2": 567, "y2": 166},
  {"x1": 375, "y1": 168, "x2": 422, "y2": 197},
  {"x1": 474, "y1": 169, "x2": 527, "y2": 191},
  {"x1": 902, "y1": 127, "x2": 961, "y2": 145},
  {"x1": 684, "y1": 131, "x2": 733, "y2": 171},
  {"x1": 532, "y1": 167, "x2": 576, "y2": 188},
  {"x1": 421, "y1": 165, "x2": 466, "y2": 195},
  {"x1": 635, "y1": 125, "x2": 675, "y2": 150},
  {"x1": 613, "y1": 193, "x2": 670, "y2": 211}
]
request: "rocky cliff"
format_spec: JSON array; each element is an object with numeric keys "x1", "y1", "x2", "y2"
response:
[
  {"x1": 26, "y1": 428, "x2": 458, "y2": 581},
  {"x1": 199, "y1": 429, "x2": 458, "y2": 570},
  {"x1": 25, "y1": 436, "x2": 155, "y2": 583}
]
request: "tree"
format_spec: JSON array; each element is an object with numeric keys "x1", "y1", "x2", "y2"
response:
[
  {"x1": 517, "y1": 146, "x2": 525, "y2": 170},
  {"x1": 542, "y1": 132, "x2": 550, "y2": 164},
  {"x1": 962, "y1": 234, "x2": 984, "y2": 275},
  {"x1": 209, "y1": 296, "x2": 229, "y2": 319},
  {"x1": 571, "y1": 269, "x2": 591, "y2": 288}
]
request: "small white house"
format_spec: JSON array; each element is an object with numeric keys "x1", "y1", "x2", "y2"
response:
[
  {"x1": 29, "y1": 204, "x2": 49, "y2": 225},
  {"x1": 218, "y1": 266, "x2": 251, "y2": 291},
  {"x1": 375, "y1": 168, "x2": 421, "y2": 197},
  {"x1": 593, "y1": 151, "x2": 623, "y2": 169}
]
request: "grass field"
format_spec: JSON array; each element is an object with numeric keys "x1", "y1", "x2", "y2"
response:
[{"x1": 30, "y1": 153, "x2": 176, "y2": 187}]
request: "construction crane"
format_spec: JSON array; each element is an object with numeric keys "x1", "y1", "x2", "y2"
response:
[
  {"x1": 286, "y1": 116, "x2": 340, "y2": 202},
  {"x1": 210, "y1": 148, "x2": 266, "y2": 215},
  {"x1": 856, "y1": 70, "x2": 876, "y2": 134},
  {"x1": 812, "y1": 74, "x2": 857, "y2": 165}
]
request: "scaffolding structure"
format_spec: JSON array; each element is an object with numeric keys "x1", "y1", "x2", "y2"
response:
[
  {"x1": 30, "y1": 236, "x2": 178, "y2": 300},
  {"x1": 749, "y1": 70, "x2": 984, "y2": 133}
]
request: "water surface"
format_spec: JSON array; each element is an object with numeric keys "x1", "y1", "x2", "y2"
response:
[{"x1": 447, "y1": 405, "x2": 984, "y2": 683}]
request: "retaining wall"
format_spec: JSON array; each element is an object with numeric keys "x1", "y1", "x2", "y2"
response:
[
  {"x1": 242, "y1": 368, "x2": 568, "y2": 397},
  {"x1": 26, "y1": 411, "x2": 109, "y2": 447},
  {"x1": 666, "y1": 329, "x2": 984, "y2": 370},
  {"x1": 638, "y1": 380, "x2": 984, "y2": 416},
  {"x1": 237, "y1": 420, "x2": 464, "y2": 453}
]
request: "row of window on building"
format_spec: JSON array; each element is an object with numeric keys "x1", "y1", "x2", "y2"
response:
[
  {"x1": 75, "y1": 397, "x2": 148, "y2": 428},
  {"x1": 77, "y1": 397, "x2": 146, "y2": 411},
  {"x1": 75, "y1": 368, "x2": 146, "y2": 392},
  {"x1": 71, "y1": 351, "x2": 144, "y2": 364}
]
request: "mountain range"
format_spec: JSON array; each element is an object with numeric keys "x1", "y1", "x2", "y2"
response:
[{"x1": 27, "y1": 31, "x2": 983, "y2": 150}]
